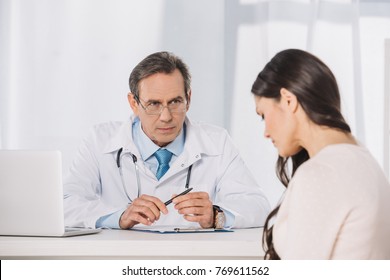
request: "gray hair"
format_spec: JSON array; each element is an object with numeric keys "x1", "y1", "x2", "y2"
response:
[{"x1": 129, "y1": 51, "x2": 191, "y2": 100}]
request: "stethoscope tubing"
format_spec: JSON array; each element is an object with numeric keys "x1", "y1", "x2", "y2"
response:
[
  {"x1": 116, "y1": 147, "x2": 192, "y2": 203},
  {"x1": 117, "y1": 147, "x2": 141, "y2": 203}
]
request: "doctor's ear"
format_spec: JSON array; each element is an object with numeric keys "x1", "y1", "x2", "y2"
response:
[
  {"x1": 185, "y1": 90, "x2": 192, "y2": 110},
  {"x1": 128, "y1": 93, "x2": 139, "y2": 115},
  {"x1": 280, "y1": 88, "x2": 298, "y2": 113}
]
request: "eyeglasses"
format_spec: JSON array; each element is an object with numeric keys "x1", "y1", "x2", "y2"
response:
[{"x1": 135, "y1": 95, "x2": 187, "y2": 115}]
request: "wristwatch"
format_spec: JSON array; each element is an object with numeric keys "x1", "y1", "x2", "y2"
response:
[{"x1": 213, "y1": 205, "x2": 225, "y2": 229}]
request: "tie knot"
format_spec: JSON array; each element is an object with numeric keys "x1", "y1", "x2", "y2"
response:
[
  {"x1": 154, "y1": 149, "x2": 173, "y2": 165},
  {"x1": 154, "y1": 149, "x2": 173, "y2": 180}
]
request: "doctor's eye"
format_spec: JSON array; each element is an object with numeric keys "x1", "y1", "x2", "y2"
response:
[
  {"x1": 147, "y1": 101, "x2": 162, "y2": 108},
  {"x1": 169, "y1": 98, "x2": 183, "y2": 105}
]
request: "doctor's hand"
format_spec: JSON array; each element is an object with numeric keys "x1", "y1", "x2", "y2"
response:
[
  {"x1": 119, "y1": 194, "x2": 168, "y2": 229},
  {"x1": 172, "y1": 191, "x2": 214, "y2": 228}
]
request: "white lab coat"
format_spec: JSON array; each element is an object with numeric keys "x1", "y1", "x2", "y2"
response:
[{"x1": 64, "y1": 115, "x2": 270, "y2": 229}]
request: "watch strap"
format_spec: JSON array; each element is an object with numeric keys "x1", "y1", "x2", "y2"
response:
[{"x1": 213, "y1": 205, "x2": 225, "y2": 229}]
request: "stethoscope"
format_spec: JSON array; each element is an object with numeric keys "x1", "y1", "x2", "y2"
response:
[{"x1": 116, "y1": 147, "x2": 193, "y2": 203}]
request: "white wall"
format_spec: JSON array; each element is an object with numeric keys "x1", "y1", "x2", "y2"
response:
[
  {"x1": 1, "y1": 0, "x2": 389, "y2": 207},
  {"x1": 0, "y1": 0, "x2": 226, "y2": 173}
]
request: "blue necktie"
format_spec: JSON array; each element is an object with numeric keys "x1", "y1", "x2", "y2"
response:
[{"x1": 154, "y1": 149, "x2": 173, "y2": 180}]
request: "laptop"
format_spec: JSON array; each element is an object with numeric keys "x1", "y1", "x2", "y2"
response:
[{"x1": 0, "y1": 150, "x2": 101, "y2": 237}]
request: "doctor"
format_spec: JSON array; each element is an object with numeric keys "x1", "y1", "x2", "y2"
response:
[{"x1": 64, "y1": 51, "x2": 270, "y2": 230}]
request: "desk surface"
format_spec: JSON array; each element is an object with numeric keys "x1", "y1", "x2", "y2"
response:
[{"x1": 0, "y1": 228, "x2": 264, "y2": 259}]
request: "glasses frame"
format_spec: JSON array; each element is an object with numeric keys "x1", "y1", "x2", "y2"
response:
[{"x1": 134, "y1": 94, "x2": 188, "y2": 115}]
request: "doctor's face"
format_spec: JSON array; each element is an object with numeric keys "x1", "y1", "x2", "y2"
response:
[{"x1": 129, "y1": 69, "x2": 190, "y2": 147}]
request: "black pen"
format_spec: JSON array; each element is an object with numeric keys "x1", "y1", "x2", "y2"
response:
[{"x1": 164, "y1": 187, "x2": 193, "y2": 206}]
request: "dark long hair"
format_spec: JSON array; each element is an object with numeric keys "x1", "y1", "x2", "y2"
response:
[{"x1": 251, "y1": 49, "x2": 351, "y2": 260}]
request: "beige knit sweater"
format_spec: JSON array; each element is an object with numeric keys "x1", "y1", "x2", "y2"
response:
[{"x1": 273, "y1": 144, "x2": 390, "y2": 259}]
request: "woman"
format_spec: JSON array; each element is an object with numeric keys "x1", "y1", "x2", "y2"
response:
[{"x1": 252, "y1": 49, "x2": 390, "y2": 259}]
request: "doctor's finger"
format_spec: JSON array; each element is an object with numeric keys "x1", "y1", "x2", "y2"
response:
[
  {"x1": 119, "y1": 208, "x2": 150, "y2": 229},
  {"x1": 172, "y1": 191, "x2": 209, "y2": 204},
  {"x1": 174, "y1": 195, "x2": 212, "y2": 210},
  {"x1": 135, "y1": 194, "x2": 168, "y2": 215},
  {"x1": 130, "y1": 202, "x2": 162, "y2": 222},
  {"x1": 177, "y1": 203, "x2": 213, "y2": 216},
  {"x1": 125, "y1": 204, "x2": 159, "y2": 225},
  {"x1": 122, "y1": 211, "x2": 152, "y2": 227},
  {"x1": 182, "y1": 211, "x2": 214, "y2": 228}
]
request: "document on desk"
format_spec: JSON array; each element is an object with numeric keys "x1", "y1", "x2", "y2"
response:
[{"x1": 130, "y1": 225, "x2": 233, "y2": 234}]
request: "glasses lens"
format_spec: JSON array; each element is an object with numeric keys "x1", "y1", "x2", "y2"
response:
[
  {"x1": 168, "y1": 101, "x2": 186, "y2": 112},
  {"x1": 142, "y1": 100, "x2": 187, "y2": 115},
  {"x1": 145, "y1": 103, "x2": 162, "y2": 115}
]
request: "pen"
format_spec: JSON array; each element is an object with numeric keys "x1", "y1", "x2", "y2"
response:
[{"x1": 164, "y1": 187, "x2": 193, "y2": 206}]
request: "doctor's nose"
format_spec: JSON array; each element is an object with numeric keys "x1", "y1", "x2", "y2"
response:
[{"x1": 159, "y1": 106, "x2": 173, "y2": 122}]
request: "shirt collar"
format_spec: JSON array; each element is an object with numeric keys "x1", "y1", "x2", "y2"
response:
[
  {"x1": 133, "y1": 117, "x2": 185, "y2": 161},
  {"x1": 102, "y1": 115, "x2": 219, "y2": 160}
]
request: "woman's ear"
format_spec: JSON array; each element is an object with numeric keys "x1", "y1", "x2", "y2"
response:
[{"x1": 280, "y1": 88, "x2": 298, "y2": 113}]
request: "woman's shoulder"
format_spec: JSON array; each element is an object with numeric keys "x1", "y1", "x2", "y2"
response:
[
  {"x1": 292, "y1": 143, "x2": 386, "y2": 195},
  {"x1": 302, "y1": 143, "x2": 372, "y2": 172}
]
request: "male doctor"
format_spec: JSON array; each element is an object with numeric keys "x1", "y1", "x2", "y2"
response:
[{"x1": 64, "y1": 51, "x2": 270, "y2": 230}]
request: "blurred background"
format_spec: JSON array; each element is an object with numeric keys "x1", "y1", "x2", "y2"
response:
[{"x1": 1, "y1": 0, "x2": 389, "y2": 207}]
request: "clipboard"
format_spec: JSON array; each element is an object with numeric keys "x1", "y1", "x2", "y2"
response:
[{"x1": 130, "y1": 225, "x2": 233, "y2": 234}]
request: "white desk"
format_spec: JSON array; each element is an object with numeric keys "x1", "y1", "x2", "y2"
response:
[{"x1": 0, "y1": 228, "x2": 264, "y2": 259}]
